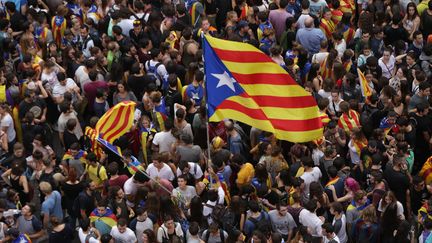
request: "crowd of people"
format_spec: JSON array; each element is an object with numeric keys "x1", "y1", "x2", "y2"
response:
[{"x1": 0, "y1": 0, "x2": 431, "y2": 242}]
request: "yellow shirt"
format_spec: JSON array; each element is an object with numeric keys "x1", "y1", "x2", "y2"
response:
[
  {"x1": 86, "y1": 164, "x2": 108, "y2": 185},
  {"x1": 237, "y1": 163, "x2": 255, "y2": 186},
  {"x1": 418, "y1": 0, "x2": 429, "y2": 16}
]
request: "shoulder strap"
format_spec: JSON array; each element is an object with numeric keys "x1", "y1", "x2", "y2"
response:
[
  {"x1": 193, "y1": 163, "x2": 197, "y2": 175},
  {"x1": 204, "y1": 203, "x2": 214, "y2": 209},
  {"x1": 205, "y1": 230, "x2": 211, "y2": 242},
  {"x1": 97, "y1": 164, "x2": 101, "y2": 179},
  {"x1": 220, "y1": 229, "x2": 225, "y2": 242}
]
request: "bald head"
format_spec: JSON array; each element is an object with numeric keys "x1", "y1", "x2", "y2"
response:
[{"x1": 305, "y1": 16, "x2": 314, "y2": 28}]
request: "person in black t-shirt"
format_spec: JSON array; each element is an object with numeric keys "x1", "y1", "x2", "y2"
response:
[
  {"x1": 384, "y1": 154, "x2": 411, "y2": 216},
  {"x1": 411, "y1": 176, "x2": 431, "y2": 216}
]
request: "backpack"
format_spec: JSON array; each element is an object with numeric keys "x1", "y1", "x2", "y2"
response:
[
  {"x1": 145, "y1": 61, "x2": 164, "y2": 89},
  {"x1": 249, "y1": 212, "x2": 272, "y2": 235},
  {"x1": 204, "y1": 204, "x2": 235, "y2": 230},
  {"x1": 205, "y1": 203, "x2": 227, "y2": 222},
  {"x1": 204, "y1": 228, "x2": 225, "y2": 243}
]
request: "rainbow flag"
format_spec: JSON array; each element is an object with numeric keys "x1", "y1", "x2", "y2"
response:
[
  {"x1": 95, "y1": 101, "x2": 136, "y2": 143},
  {"x1": 325, "y1": 176, "x2": 340, "y2": 188},
  {"x1": 357, "y1": 68, "x2": 373, "y2": 98},
  {"x1": 204, "y1": 35, "x2": 323, "y2": 143},
  {"x1": 89, "y1": 207, "x2": 117, "y2": 235},
  {"x1": 62, "y1": 150, "x2": 87, "y2": 163}
]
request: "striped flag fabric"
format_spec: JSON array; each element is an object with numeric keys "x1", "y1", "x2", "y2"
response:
[
  {"x1": 203, "y1": 35, "x2": 323, "y2": 143},
  {"x1": 358, "y1": 68, "x2": 373, "y2": 98},
  {"x1": 95, "y1": 101, "x2": 136, "y2": 143},
  {"x1": 337, "y1": 109, "x2": 360, "y2": 133},
  {"x1": 419, "y1": 156, "x2": 432, "y2": 184}
]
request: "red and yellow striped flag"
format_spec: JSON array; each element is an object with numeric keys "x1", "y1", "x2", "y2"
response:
[
  {"x1": 95, "y1": 101, "x2": 136, "y2": 143},
  {"x1": 358, "y1": 68, "x2": 373, "y2": 98},
  {"x1": 204, "y1": 35, "x2": 323, "y2": 143},
  {"x1": 338, "y1": 109, "x2": 360, "y2": 133}
]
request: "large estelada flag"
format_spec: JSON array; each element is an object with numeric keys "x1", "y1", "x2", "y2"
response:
[
  {"x1": 95, "y1": 101, "x2": 136, "y2": 143},
  {"x1": 203, "y1": 35, "x2": 323, "y2": 142}
]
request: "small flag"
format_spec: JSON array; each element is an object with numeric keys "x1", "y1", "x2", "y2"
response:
[
  {"x1": 358, "y1": 68, "x2": 373, "y2": 98},
  {"x1": 96, "y1": 101, "x2": 136, "y2": 143},
  {"x1": 97, "y1": 136, "x2": 122, "y2": 158}
]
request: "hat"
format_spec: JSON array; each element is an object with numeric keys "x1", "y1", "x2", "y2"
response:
[{"x1": 237, "y1": 20, "x2": 248, "y2": 29}]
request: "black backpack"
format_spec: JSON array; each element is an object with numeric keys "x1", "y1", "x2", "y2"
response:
[
  {"x1": 204, "y1": 204, "x2": 235, "y2": 231},
  {"x1": 204, "y1": 228, "x2": 225, "y2": 243}
]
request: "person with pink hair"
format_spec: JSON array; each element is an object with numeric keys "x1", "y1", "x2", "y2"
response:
[{"x1": 328, "y1": 177, "x2": 360, "y2": 203}]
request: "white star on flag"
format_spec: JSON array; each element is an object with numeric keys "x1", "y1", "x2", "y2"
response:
[
  {"x1": 212, "y1": 71, "x2": 237, "y2": 92},
  {"x1": 71, "y1": 5, "x2": 81, "y2": 15}
]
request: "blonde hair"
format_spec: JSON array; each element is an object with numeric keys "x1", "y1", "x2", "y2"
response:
[
  {"x1": 227, "y1": 11, "x2": 238, "y2": 22},
  {"x1": 39, "y1": 181, "x2": 52, "y2": 194},
  {"x1": 361, "y1": 205, "x2": 377, "y2": 223}
]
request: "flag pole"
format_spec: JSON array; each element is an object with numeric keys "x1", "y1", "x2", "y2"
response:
[{"x1": 202, "y1": 33, "x2": 214, "y2": 185}]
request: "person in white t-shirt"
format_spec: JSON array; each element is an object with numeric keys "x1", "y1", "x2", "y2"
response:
[
  {"x1": 300, "y1": 157, "x2": 322, "y2": 203},
  {"x1": 124, "y1": 172, "x2": 150, "y2": 207},
  {"x1": 130, "y1": 208, "x2": 153, "y2": 243},
  {"x1": 78, "y1": 218, "x2": 100, "y2": 243},
  {"x1": 146, "y1": 154, "x2": 175, "y2": 181},
  {"x1": 52, "y1": 72, "x2": 81, "y2": 104},
  {"x1": 152, "y1": 119, "x2": 176, "y2": 154},
  {"x1": 110, "y1": 218, "x2": 137, "y2": 243},
  {"x1": 0, "y1": 104, "x2": 16, "y2": 145},
  {"x1": 299, "y1": 200, "x2": 324, "y2": 238}
]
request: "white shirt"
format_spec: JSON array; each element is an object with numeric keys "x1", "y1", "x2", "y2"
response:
[
  {"x1": 124, "y1": 177, "x2": 139, "y2": 207},
  {"x1": 378, "y1": 200, "x2": 405, "y2": 219},
  {"x1": 78, "y1": 228, "x2": 99, "y2": 243},
  {"x1": 176, "y1": 162, "x2": 203, "y2": 179},
  {"x1": 117, "y1": 19, "x2": 134, "y2": 37},
  {"x1": 323, "y1": 233, "x2": 341, "y2": 243},
  {"x1": 135, "y1": 218, "x2": 153, "y2": 243},
  {"x1": 110, "y1": 226, "x2": 137, "y2": 243},
  {"x1": 312, "y1": 52, "x2": 329, "y2": 64},
  {"x1": 152, "y1": 130, "x2": 176, "y2": 153},
  {"x1": 299, "y1": 209, "x2": 323, "y2": 237},
  {"x1": 300, "y1": 167, "x2": 322, "y2": 202},
  {"x1": 348, "y1": 139, "x2": 361, "y2": 165},
  {"x1": 1, "y1": 113, "x2": 15, "y2": 142},
  {"x1": 75, "y1": 66, "x2": 90, "y2": 88},
  {"x1": 335, "y1": 39, "x2": 346, "y2": 57},
  {"x1": 41, "y1": 69, "x2": 59, "y2": 91},
  {"x1": 52, "y1": 78, "x2": 79, "y2": 99},
  {"x1": 378, "y1": 55, "x2": 396, "y2": 79},
  {"x1": 146, "y1": 163, "x2": 175, "y2": 181}
]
